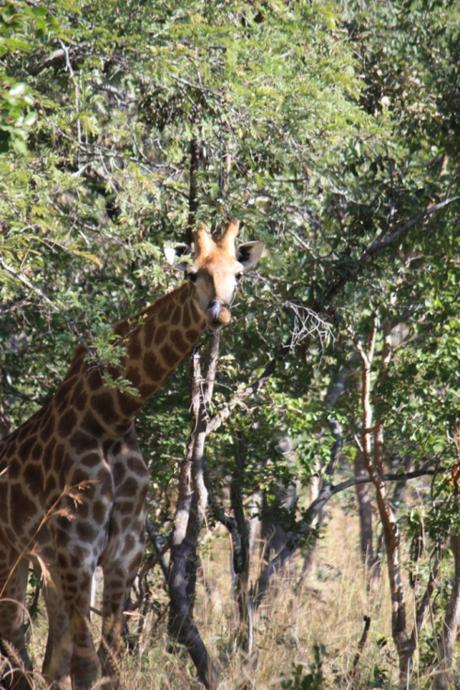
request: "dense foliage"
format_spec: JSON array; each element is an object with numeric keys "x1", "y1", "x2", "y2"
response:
[{"x1": 1, "y1": 0, "x2": 459, "y2": 687}]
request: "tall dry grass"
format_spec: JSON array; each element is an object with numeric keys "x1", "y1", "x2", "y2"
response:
[{"x1": 16, "y1": 502, "x2": 450, "y2": 689}]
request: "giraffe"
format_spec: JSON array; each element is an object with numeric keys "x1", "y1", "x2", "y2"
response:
[{"x1": 0, "y1": 220, "x2": 264, "y2": 690}]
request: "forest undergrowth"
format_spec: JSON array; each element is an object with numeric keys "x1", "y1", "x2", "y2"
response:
[{"x1": 21, "y1": 502, "x2": 449, "y2": 690}]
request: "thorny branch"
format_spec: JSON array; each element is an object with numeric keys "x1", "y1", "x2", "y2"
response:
[{"x1": 282, "y1": 301, "x2": 333, "y2": 350}]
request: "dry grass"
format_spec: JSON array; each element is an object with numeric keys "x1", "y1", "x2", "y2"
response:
[{"x1": 20, "y1": 503, "x2": 447, "y2": 689}]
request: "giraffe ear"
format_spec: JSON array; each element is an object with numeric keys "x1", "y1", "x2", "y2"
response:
[
  {"x1": 164, "y1": 243, "x2": 192, "y2": 270},
  {"x1": 236, "y1": 241, "x2": 265, "y2": 272}
]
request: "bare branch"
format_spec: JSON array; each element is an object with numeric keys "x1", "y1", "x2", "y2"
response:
[
  {"x1": 282, "y1": 301, "x2": 333, "y2": 350},
  {"x1": 322, "y1": 194, "x2": 460, "y2": 304}
]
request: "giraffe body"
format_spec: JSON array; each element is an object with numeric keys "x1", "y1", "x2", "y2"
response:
[{"x1": 0, "y1": 222, "x2": 263, "y2": 690}]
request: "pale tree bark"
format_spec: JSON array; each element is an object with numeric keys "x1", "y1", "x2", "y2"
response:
[
  {"x1": 355, "y1": 320, "x2": 441, "y2": 690},
  {"x1": 356, "y1": 322, "x2": 413, "y2": 688},
  {"x1": 324, "y1": 355, "x2": 378, "y2": 573},
  {"x1": 168, "y1": 335, "x2": 221, "y2": 690},
  {"x1": 167, "y1": 126, "x2": 227, "y2": 689}
]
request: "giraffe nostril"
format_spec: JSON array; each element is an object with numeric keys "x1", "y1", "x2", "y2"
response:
[{"x1": 208, "y1": 300, "x2": 221, "y2": 321}]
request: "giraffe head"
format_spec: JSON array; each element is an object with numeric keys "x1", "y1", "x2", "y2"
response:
[{"x1": 186, "y1": 219, "x2": 264, "y2": 328}]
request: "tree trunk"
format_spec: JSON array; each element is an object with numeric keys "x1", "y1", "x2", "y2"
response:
[
  {"x1": 356, "y1": 324, "x2": 414, "y2": 690},
  {"x1": 355, "y1": 451, "x2": 375, "y2": 569},
  {"x1": 168, "y1": 337, "x2": 221, "y2": 690},
  {"x1": 258, "y1": 436, "x2": 298, "y2": 597},
  {"x1": 230, "y1": 433, "x2": 254, "y2": 653},
  {"x1": 255, "y1": 422, "x2": 342, "y2": 604},
  {"x1": 260, "y1": 482, "x2": 297, "y2": 568},
  {"x1": 433, "y1": 531, "x2": 460, "y2": 690}
]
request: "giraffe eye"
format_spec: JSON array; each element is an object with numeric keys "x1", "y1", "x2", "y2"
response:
[
  {"x1": 235, "y1": 272, "x2": 243, "y2": 281},
  {"x1": 188, "y1": 271, "x2": 198, "y2": 283}
]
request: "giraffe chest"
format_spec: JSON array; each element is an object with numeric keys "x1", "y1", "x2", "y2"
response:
[
  {"x1": 97, "y1": 436, "x2": 149, "y2": 566},
  {"x1": 104, "y1": 435, "x2": 149, "y2": 539}
]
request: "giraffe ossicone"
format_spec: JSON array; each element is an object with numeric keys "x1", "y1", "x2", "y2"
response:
[{"x1": 0, "y1": 220, "x2": 264, "y2": 690}]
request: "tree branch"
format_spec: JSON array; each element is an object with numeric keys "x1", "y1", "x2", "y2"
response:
[{"x1": 322, "y1": 195, "x2": 460, "y2": 305}]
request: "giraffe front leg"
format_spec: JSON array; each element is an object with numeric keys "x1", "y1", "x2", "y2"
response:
[
  {"x1": 58, "y1": 561, "x2": 100, "y2": 690},
  {"x1": 42, "y1": 568, "x2": 72, "y2": 690},
  {"x1": 98, "y1": 545, "x2": 144, "y2": 689},
  {"x1": 0, "y1": 556, "x2": 33, "y2": 690}
]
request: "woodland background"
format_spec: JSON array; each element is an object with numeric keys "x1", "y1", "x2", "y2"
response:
[{"x1": 0, "y1": 1, "x2": 459, "y2": 688}]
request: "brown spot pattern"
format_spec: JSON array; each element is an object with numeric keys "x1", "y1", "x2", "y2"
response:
[
  {"x1": 54, "y1": 376, "x2": 77, "y2": 409},
  {"x1": 113, "y1": 462, "x2": 126, "y2": 485},
  {"x1": 126, "y1": 366, "x2": 141, "y2": 388},
  {"x1": 143, "y1": 318, "x2": 155, "y2": 345},
  {"x1": 113, "y1": 320, "x2": 130, "y2": 337},
  {"x1": 40, "y1": 413, "x2": 55, "y2": 442},
  {"x1": 93, "y1": 501, "x2": 106, "y2": 524},
  {"x1": 70, "y1": 431, "x2": 95, "y2": 453},
  {"x1": 118, "y1": 477, "x2": 138, "y2": 497},
  {"x1": 171, "y1": 305, "x2": 182, "y2": 325},
  {"x1": 128, "y1": 333, "x2": 142, "y2": 359},
  {"x1": 189, "y1": 300, "x2": 200, "y2": 323},
  {"x1": 117, "y1": 392, "x2": 140, "y2": 417},
  {"x1": 58, "y1": 409, "x2": 77, "y2": 438},
  {"x1": 143, "y1": 351, "x2": 165, "y2": 382},
  {"x1": 81, "y1": 453, "x2": 100, "y2": 468},
  {"x1": 45, "y1": 474, "x2": 57, "y2": 496},
  {"x1": 82, "y1": 412, "x2": 105, "y2": 437},
  {"x1": 87, "y1": 368, "x2": 103, "y2": 391},
  {"x1": 8, "y1": 460, "x2": 21, "y2": 480},
  {"x1": 23, "y1": 464, "x2": 43, "y2": 493},
  {"x1": 171, "y1": 329, "x2": 189, "y2": 353},
  {"x1": 158, "y1": 304, "x2": 171, "y2": 323},
  {"x1": 182, "y1": 307, "x2": 191, "y2": 328},
  {"x1": 153, "y1": 324, "x2": 167, "y2": 345},
  {"x1": 127, "y1": 456, "x2": 146, "y2": 475},
  {"x1": 76, "y1": 521, "x2": 96, "y2": 541},
  {"x1": 71, "y1": 380, "x2": 87, "y2": 411},
  {"x1": 19, "y1": 437, "x2": 35, "y2": 460},
  {"x1": 91, "y1": 393, "x2": 119, "y2": 425},
  {"x1": 10, "y1": 484, "x2": 36, "y2": 524},
  {"x1": 160, "y1": 344, "x2": 180, "y2": 368},
  {"x1": 32, "y1": 442, "x2": 43, "y2": 462},
  {"x1": 186, "y1": 328, "x2": 200, "y2": 342},
  {"x1": 139, "y1": 383, "x2": 157, "y2": 398}
]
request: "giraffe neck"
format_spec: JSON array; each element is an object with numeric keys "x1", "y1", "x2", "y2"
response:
[
  {"x1": 60, "y1": 283, "x2": 207, "y2": 439},
  {"x1": 120, "y1": 282, "x2": 206, "y2": 406}
]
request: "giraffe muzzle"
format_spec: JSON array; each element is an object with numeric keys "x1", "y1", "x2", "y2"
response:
[{"x1": 208, "y1": 299, "x2": 231, "y2": 327}]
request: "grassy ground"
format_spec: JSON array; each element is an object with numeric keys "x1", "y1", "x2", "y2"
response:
[{"x1": 23, "y1": 503, "x2": 450, "y2": 689}]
